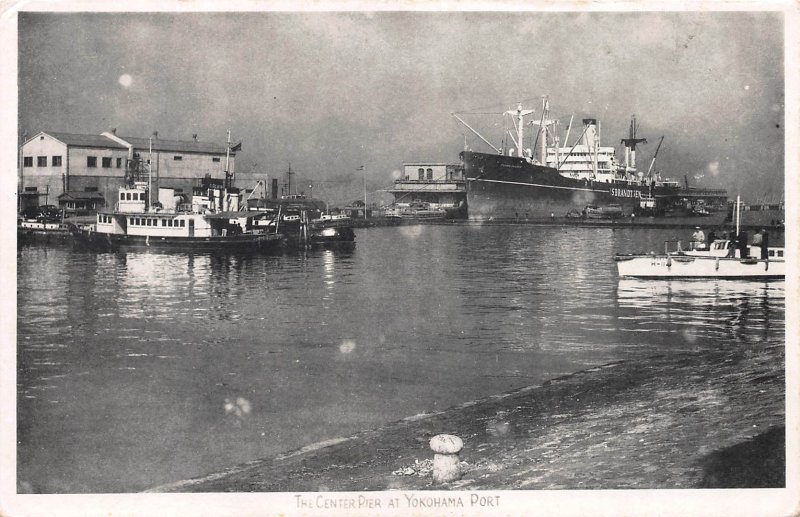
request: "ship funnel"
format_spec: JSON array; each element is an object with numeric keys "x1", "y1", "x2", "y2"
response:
[{"x1": 581, "y1": 119, "x2": 598, "y2": 149}]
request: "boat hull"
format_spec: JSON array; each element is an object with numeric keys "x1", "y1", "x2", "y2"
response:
[
  {"x1": 18, "y1": 222, "x2": 72, "y2": 245},
  {"x1": 615, "y1": 254, "x2": 784, "y2": 279},
  {"x1": 461, "y1": 151, "x2": 679, "y2": 221},
  {"x1": 71, "y1": 226, "x2": 283, "y2": 251}
]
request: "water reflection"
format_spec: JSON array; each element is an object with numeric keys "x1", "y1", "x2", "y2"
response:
[
  {"x1": 615, "y1": 279, "x2": 783, "y2": 344},
  {"x1": 17, "y1": 227, "x2": 785, "y2": 493},
  {"x1": 616, "y1": 279, "x2": 784, "y2": 307}
]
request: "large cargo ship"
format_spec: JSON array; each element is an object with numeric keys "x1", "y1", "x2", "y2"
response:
[{"x1": 456, "y1": 101, "x2": 727, "y2": 221}]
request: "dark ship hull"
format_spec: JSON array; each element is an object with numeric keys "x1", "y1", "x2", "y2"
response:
[
  {"x1": 461, "y1": 151, "x2": 681, "y2": 221},
  {"x1": 69, "y1": 224, "x2": 283, "y2": 251}
]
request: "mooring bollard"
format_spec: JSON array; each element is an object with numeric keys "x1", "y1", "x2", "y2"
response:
[{"x1": 429, "y1": 434, "x2": 464, "y2": 484}]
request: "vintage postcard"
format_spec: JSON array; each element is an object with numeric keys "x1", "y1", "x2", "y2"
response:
[{"x1": 2, "y1": 1, "x2": 797, "y2": 516}]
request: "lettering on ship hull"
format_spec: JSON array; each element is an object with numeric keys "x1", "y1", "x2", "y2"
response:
[{"x1": 610, "y1": 188, "x2": 642, "y2": 199}]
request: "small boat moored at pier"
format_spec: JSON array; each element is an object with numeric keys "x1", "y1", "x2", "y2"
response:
[
  {"x1": 250, "y1": 195, "x2": 357, "y2": 248},
  {"x1": 71, "y1": 178, "x2": 283, "y2": 251}
]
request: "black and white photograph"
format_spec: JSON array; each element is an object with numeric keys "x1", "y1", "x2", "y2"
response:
[{"x1": 2, "y1": 2, "x2": 797, "y2": 516}]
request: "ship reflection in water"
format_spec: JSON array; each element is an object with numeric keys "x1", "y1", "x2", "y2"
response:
[{"x1": 17, "y1": 226, "x2": 785, "y2": 493}]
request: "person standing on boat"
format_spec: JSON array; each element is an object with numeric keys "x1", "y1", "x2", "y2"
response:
[
  {"x1": 707, "y1": 229, "x2": 717, "y2": 246},
  {"x1": 727, "y1": 234, "x2": 738, "y2": 257},
  {"x1": 752, "y1": 229, "x2": 763, "y2": 250},
  {"x1": 760, "y1": 228, "x2": 770, "y2": 259},
  {"x1": 691, "y1": 227, "x2": 705, "y2": 250},
  {"x1": 738, "y1": 230, "x2": 749, "y2": 258}
]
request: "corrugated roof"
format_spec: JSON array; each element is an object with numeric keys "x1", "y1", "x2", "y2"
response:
[
  {"x1": 118, "y1": 136, "x2": 229, "y2": 155},
  {"x1": 44, "y1": 132, "x2": 128, "y2": 149},
  {"x1": 58, "y1": 191, "x2": 106, "y2": 200},
  {"x1": 28, "y1": 131, "x2": 232, "y2": 154}
]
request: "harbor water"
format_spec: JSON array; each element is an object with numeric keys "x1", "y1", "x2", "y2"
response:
[{"x1": 17, "y1": 224, "x2": 785, "y2": 493}]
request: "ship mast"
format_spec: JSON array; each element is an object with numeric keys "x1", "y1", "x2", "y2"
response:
[
  {"x1": 531, "y1": 97, "x2": 555, "y2": 165},
  {"x1": 148, "y1": 136, "x2": 153, "y2": 209},
  {"x1": 505, "y1": 104, "x2": 535, "y2": 158},
  {"x1": 621, "y1": 115, "x2": 647, "y2": 174},
  {"x1": 225, "y1": 129, "x2": 231, "y2": 188}
]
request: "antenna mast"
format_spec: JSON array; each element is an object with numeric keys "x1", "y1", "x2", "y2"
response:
[{"x1": 148, "y1": 137, "x2": 153, "y2": 209}]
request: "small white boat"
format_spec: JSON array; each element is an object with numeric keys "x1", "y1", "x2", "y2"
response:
[
  {"x1": 616, "y1": 195, "x2": 785, "y2": 280},
  {"x1": 615, "y1": 239, "x2": 785, "y2": 279},
  {"x1": 584, "y1": 204, "x2": 624, "y2": 219}
]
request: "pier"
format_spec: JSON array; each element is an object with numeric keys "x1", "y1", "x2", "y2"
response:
[{"x1": 150, "y1": 341, "x2": 783, "y2": 492}]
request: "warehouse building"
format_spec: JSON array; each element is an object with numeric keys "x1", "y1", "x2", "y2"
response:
[
  {"x1": 18, "y1": 130, "x2": 235, "y2": 214},
  {"x1": 386, "y1": 162, "x2": 466, "y2": 209}
]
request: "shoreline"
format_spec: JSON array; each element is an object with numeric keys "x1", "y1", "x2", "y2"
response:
[{"x1": 149, "y1": 342, "x2": 784, "y2": 493}]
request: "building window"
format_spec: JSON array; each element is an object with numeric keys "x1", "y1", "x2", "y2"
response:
[
  {"x1": 180, "y1": 220, "x2": 185, "y2": 227},
  {"x1": 87, "y1": 156, "x2": 97, "y2": 168},
  {"x1": 37, "y1": 156, "x2": 47, "y2": 167},
  {"x1": 85, "y1": 187, "x2": 98, "y2": 192},
  {"x1": 212, "y1": 157, "x2": 221, "y2": 163},
  {"x1": 120, "y1": 193, "x2": 125, "y2": 201},
  {"x1": 426, "y1": 168, "x2": 433, "y2": 180},
  {"x1": 23, "y1": 157, "x2": 33, "y2": 167},
  {"x1": 173, "y1": 156, "x2": 183, "y2": 161},
  {"x1": 418, "y1": 168, "x2": 424, "y2": 180},
  {"x1": 24, "y1": 186, "x2": 37, "y2": 192},
  {"x1": 116, "y1": 158, "x2": 123, "y2": 168},
  {"x1": 162, "y1": 219, "x2": 167, "y2": 227},
  {"x1": 52, "y1": 156, "x2": 62, "y2": 167},
  {"x1": 102, "y1": 157, "x2": 112, "y2": 168}
]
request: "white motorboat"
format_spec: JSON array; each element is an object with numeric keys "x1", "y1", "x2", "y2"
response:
[{"x1": 615, "y1": 239, "x2": 784, "y2": 279}]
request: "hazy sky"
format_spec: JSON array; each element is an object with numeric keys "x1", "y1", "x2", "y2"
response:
[{"x1": 17, "y1": 10, "x2": 785, "y2": 203}]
